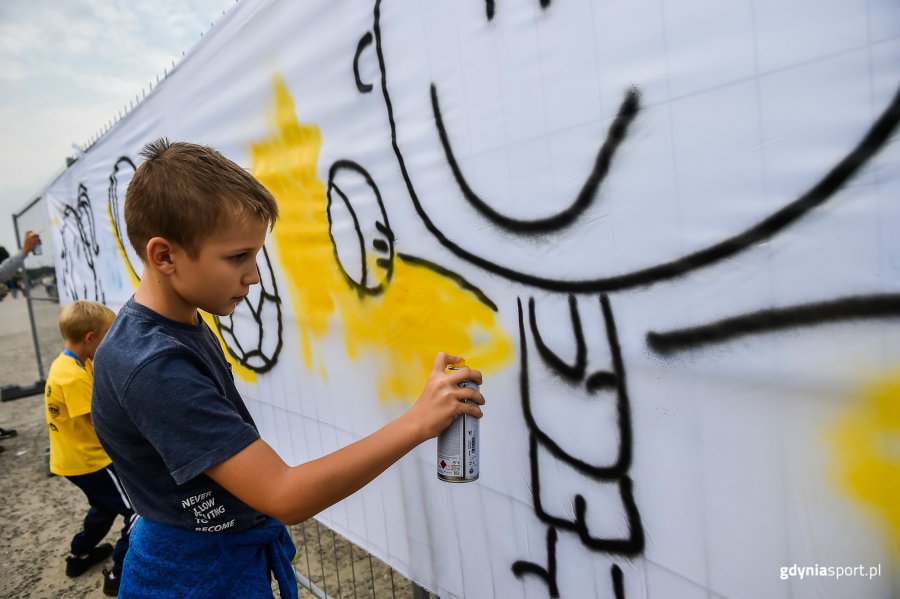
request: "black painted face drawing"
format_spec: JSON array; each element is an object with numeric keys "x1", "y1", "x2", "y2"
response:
[{"x1": 370, "y1": 0, "x2": 900, "y2": 292}]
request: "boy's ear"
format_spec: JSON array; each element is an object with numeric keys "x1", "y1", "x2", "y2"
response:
[{"x1": 145, "y1": 237, "x2": 176, "y2": 276}]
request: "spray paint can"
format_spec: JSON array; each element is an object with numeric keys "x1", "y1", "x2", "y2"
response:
[{"x1": 437, "y1": 360, "x2": 479, "y2": 482}]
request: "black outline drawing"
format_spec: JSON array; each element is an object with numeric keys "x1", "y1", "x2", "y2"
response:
[
  {"x1": 60, "y1": 183, "x2": 105, "y2": 302},
  {"x1": 217, "y1": 244, "x2": 285, "y2": 373},
  {"x1": 368, "y1": 2, "x2": 900, "y2": 595},
  {"x1": 325, "y1": 160, "x2": 499, "y2": 312},
  {"x1": 432, "y1": 84, "x2": 640, "y2": 232},
  {"x1": 327, "y1": 160, "x2": 395, "y2": 296},
  {"x1": 647, "y1": 294, "x2": 900, "y2": 355}
]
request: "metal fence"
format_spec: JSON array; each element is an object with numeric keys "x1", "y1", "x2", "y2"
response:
[
  {"x1": 7, "y1": 197, "x2": 436, "y2": 598},
  {"x1": 288, "y1": 520, "x2": 435, "y2": 599},
  {"x1": 2, "y1": 196, "x2": 60, "y2": 401}
]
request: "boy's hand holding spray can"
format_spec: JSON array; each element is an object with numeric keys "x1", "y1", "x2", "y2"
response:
[{"x1": 437, "y1": 358, "x2": 480, "y2": 482}]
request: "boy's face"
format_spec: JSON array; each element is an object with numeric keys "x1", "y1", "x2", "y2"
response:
[{"x1": 170, "y1": 216, "x2": 268, "y2": 318}]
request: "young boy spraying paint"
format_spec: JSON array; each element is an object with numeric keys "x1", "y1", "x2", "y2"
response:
[
  {"x1": 46, "y1": 299, "x2": 136, "y2": 596},
  {"x1": 91, "y1": 139, "x2": 484, "y2": 598}
]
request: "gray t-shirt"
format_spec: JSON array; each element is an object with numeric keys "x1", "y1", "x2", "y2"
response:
[{"x1": 92, "y1": 297, "x2": 265, "y2": 533}]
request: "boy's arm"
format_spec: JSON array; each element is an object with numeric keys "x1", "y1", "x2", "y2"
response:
[{"x1": 206, "y1": 352, "x2": 484, "y2": 525}]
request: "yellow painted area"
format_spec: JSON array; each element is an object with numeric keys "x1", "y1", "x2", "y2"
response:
[
  {"x1": 106, "y1": 203, "x2": 141, "y2": 289},
  {"x1": 251, "y1": 75, "x2": 512, "y2": 401},
  {"x1": 105, "y1": 201, "x2": 257, "y2": 382},
  {"x1": 830, "y1": 373, "x2": 900, "y2": 556}
]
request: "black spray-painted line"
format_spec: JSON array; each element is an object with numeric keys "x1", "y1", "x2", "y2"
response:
[
  {"x1": 354, "y1": 32, "x2": 374, "y2": 93},
  {"x1": 61, "y1": 184, "x2": 104, "y2": 302},
  {"x1": 73, "y1": 184, "x2": 100, "y2": 262},
  {"x1": 217, "y1": 245, "x2": 284, "y2": 373},
  {"x1": 526, "y1": 432, "x2": 645, "y2": 554},
  {"x1": 600, "y1": 294, "x2": 634, "y2": 472},
  {"x1": 431, "y1": 84, "x2": 640, "y2": 232},
  {"x1": 485, "y1": 0, "x2": 495, "y2": 21},
  {"x1": 328, "y1": 179, "x2": 369, "y2": 296},
  {"x1": 519, "y1": 295, "x2": 634, "y2": 477},
  {"x1": 519, "y1": 295, "x2": 644, "y2": 553},
  {"x1": 489, "y1": 0, "x2": 552, "y2": 20},
  {"x1": 647, "y1": 294, "x2": 900, "y2": 355},
  {"x1": 59, "y1": 221, "x2": 79, "y2": 301},
  {"x1": 529, "y1": 294, "x2": 620, "y2": 392},
  {"x1": 374, "y1": 222, "x2": 392, "y2": 272},
  {"x1": 611, "y1": 564, "x2": 625, "y2": 599},
  {"x1": 326, "y1": 160, "x2": 395, "y2": 296},
  {"x1": 372, "y1": 0, "x2": 900, "y2": 293},
  {"x1": 517, "y1": 296, "x2": 644, "y2": 555},
  {"x1": 325, "y1": 159, "x2": 501, "y2": 311},
  {"x1": 108, "y1": 156, "x2": 140, "y2": 283},
  {"x1": 586, "y1": 370, "x2": 618, "y2": 393},
  {"x1": 528, "y1": 295, "x2": 587, "y2": 383},
  {"x1": 396, "y1": 253, "x2": 498, "y2": 311},
  {"x1": 573, "y1": 479, "x2": 643, "y2": 554},
  {"x1": 512, "y1": 527, "x2": 560, "y2": 598}
]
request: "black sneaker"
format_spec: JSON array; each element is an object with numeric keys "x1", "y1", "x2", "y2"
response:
[
  {"x1": 102, "y1": 568, "x2": 120, "y2": 597},
  {"x1": 0, "y1": 427, "x2": 17, "y2": 440},
  {"x1": 65, "y1": 543, "x2": 113, "y2": 577}
]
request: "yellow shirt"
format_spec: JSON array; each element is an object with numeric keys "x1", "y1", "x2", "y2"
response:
[{"x1": 45, "y1": 351, "x2": 112, "y2": 476}]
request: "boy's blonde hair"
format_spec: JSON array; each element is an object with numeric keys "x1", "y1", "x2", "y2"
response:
[
  {"x1": 59, "y1": 300, "x2": 116, "y2": 342},
  {"x1": 124, "y1": 138, "x2": 279, "y2": 261}
]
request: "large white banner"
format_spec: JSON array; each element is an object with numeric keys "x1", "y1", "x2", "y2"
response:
[{"x1": 44, "y1": 1, "x2": 899, "y2": 597}]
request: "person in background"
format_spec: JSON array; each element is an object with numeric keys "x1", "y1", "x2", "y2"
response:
[
  {"x1": 0, "y1": 230, "x2": 42, "y2": 447},
  {"x1": 46, "y1": 299, "x2": 135, "y2": 597},
  {"x1": 0, "y1": 230, "x2": 41, "y2": 282}
]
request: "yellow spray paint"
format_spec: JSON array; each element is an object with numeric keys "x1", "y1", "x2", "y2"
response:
[
  {"x1": 106, "y1": 202, "x2": 141, "y2": 289},
  {"x1": 199, "y1": 312, "x2": 258, "y2": 383},
  {"x1": 251, "y1": 75, "x2": 512, "y2": 401},
  {"x1": 830, "y1": 373, "x2": 900, "y2": 556}
]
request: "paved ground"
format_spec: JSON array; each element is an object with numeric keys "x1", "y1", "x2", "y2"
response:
[{"x1": 0, "y1": 290, "x2": 118, "y2": 598}]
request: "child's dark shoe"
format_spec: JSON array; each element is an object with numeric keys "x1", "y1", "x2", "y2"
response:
[{"x1": 65, "y1": 543, "x2": 113, "y2": 577}]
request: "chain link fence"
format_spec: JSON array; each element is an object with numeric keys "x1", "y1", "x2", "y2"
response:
[{"x1": 289, "y1": 521, "x2": 435, "y2": 599}]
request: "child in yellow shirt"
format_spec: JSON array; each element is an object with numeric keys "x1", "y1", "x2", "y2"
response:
[{"x1": 45, "y1": 300, "x2": 135, "y2": 597}]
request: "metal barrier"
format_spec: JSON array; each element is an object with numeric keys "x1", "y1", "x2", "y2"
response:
[
  {"x1": 2, "y1": 196, "x2": 59, "y2": 401},
  {"x1": 289, "y1": 520, "x2": 436, "y2": 599}
]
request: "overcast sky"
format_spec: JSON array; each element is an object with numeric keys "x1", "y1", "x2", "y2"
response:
[{"x1": 0, "y1": 0, "x2": 238, "y2": 253}]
